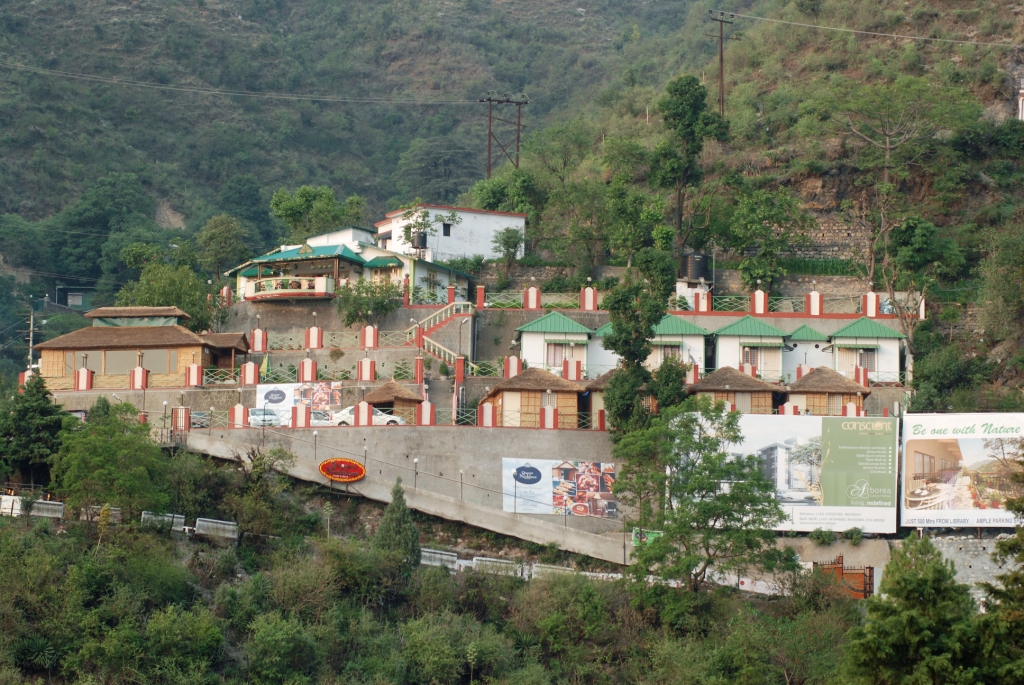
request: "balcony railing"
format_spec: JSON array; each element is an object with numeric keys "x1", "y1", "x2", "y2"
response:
[
  {"x1": 245, "y1": 276, "x2": 335, "y2": 300},
  {"x1": 267, "y1": 333, "x2": 304, "y2": 351},
  {"x1": 542, "y1": 292, "x2": 580, "y2": 309},
  {"x1": 324, "y1": 331, "x2": 360, "y2": 349},
  {"x1": 204, "y1": 368, "x2": 239, "y2": 385},
  {"x1": 823, "y1": 297, "x2": 862, "y2": 314}
]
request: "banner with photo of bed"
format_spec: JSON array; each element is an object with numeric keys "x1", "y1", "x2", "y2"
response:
[
  {"x1": 901, "y1": 413, "x2": 1024, "y2": 528},
  {"x1": 501, "y1": 460, "x2": 618, "y2": 518},
  {"x1": 735, "y1": 415, "x2": 899, "y2": 533}
]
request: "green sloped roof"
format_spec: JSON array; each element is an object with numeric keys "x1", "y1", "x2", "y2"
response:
[
  {"x1": 654, "y1": 315, "x2": 709, "y2": 336},
  {"x1": 831, "y1": 317, "x2": 906, "y2": 339},
  {"x1": 363, "y1": 256, "x2": 404, "y2": 269},
  {"x1": 593, "y1": 315, "x2": 708, "y2": 337},
  {"x1": 788, "y1": 324, "x2": 828, "y2": 341},
  {"x1": 517, "y1": 311, "x2": 593, "y2": 334},
  {"x1": 250, "y1": 244, "x2": 366, "y2": 266},
  {"x1": 714, "y1": 315, "x2": 786, "y2": 337}
]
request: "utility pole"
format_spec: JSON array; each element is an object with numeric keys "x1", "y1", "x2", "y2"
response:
[
  {"x1": 24, "y1": 310, "x2": 45, "y2": 371},
  {"x1": 705, "y1": 11, "x2": 738, "y2": 119},
  {"x1": 479, "y1": 91, "x2": 529, "y2": 178}
]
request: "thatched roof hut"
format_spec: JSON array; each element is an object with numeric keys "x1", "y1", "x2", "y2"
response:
[
  {"x1": 787, "y1": 367, "x2": 869, "y2": 415},
  {"x1": 480, "y1": 367, "x2": 583, "y2": 428},
  {"x1": 688, "y1": 366, "x2": 779, "y2": 414}
]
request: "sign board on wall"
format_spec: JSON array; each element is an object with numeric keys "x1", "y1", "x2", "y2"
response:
[
  {"x1": 901, "y1": 413, "x2": 1024, "y2": 528},
  {"x1": 502, "y1": 460, "x2": 618, "y2": 518},
  {"x1": 734, "y1": 415, "x2": 899, "y2": 534},
  {"x1": 255, "y1": 382, "x2": 347, "y2": 426}
]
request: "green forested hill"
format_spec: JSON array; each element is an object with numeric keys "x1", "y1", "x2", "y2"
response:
[{"x1": 0, "y1": 0, "x2": 715, "y2": 221}]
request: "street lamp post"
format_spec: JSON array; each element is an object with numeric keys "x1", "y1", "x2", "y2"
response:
[
  {"x1": 313, "y1": 430, "x2": 319, "y2": 460},
  {"x1": 413, "y1": 458, "x2": 419, "y2": 489},
  {"x1": 460, "y1": 469, "x2": 464, "y2": 500},
  {"x1": 162, "y1": 400, "x2": 168, "y2": 443}
]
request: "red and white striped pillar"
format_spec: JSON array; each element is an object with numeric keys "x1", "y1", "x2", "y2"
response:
[
  {"x1": 685, "y1": 363, "x2": 700, "y2": 385},
  {"x1": 357, "y1": 358, "x2": 375, "y2": 382},
  {"x1": 185, "y1": 363, "x2": 203, "y2": 387},
  {"x1": 220, "y1": 285, "x2": 233, "y2": 306},
  {"x1": 250, "y1": 328, "x2": 268, "y2": 353},
  {"x1": 305, "y1": 326, "x2": 323, "y2": 350},
  {"x1": 504, "y1": 355, "x2": 522, "y2": 378},
  {"x1": 796, "y1": 364, "x2": 813, "y2": 380},
  {"x1": 695, "y1": 291, "x2": 711, "y2": 312},
  {"x1": 403, "y1": 276, "x2": 411, "y2": 307},
  {"x1": 230, "y1": 404, "x2": 248, "y2": 428},
  {"x1": 524, "y1": 286, "x2": 541, "y2": 309},
  {"x1": 476, "y1": 284, "x2": 485, "y2": 309},
  {"x1": 414, "y1": 356, "x2": 424, "y2": 384},
  {"x1": 129, "y1": 366, "x2": 149, "y2": 390},
  {"x1": 580, "y1": 286, "x2": 598, "y2": 311},
  {"x1": 477, "y1": 402, "x2": 496, "y2": 427},
  {"x1": 595, "y1": 409, "x2": 606, "y2": 431},
  {"x1": 354, "y1": 401, "x2": 372, "y2": 426},
  {"x1": 75, "y1": 367, "x2": 93, "y2": 391},
  {"x1": 540, "y1": 405, "x2": 558, "y2": 429},
  {"x1": 361, "y1": 325, "x2": 378, "y2": 349},
  {"x1": 240, "y1": 361, "x2": 259, "y2": 385},
  {"x1": 413, "y1": 325, "x2": 424, "y2": 348},
  {"x1": 292, "y1": 405, "x2": 311, "y2": 428},
  {"x1": 455, "y1": 356, "x2": 465, "y2": 383},
  {"x1": 751, "y1": 289, "x2": 768, "y2": 314},
  {"x1": 447, "y1": 284, "x2": 456, "y2": 304},
  {"x1": 806, "y1": 290, "x2": 823, "y2": 317},
  {"x1": 171, "y1": 407, "x2": 190, "y2": 432},
  {"x1": 417, "y1": 400, "x2": 436, "y2": 426},
  {"x1": 562, "y1": 359, "x2": 582, "y2": 381},
  {"x1": 298, "y1": 358, "x2": 317, "y2": 383}
]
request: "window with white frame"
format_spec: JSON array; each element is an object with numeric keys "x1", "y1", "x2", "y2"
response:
[
  {"x1": 742, "y1": 347, "x2": 759, "y2": 366},
  {"x1": 546, "y1": 343, "x2": 567, "y2": 368},
  {"x1": 734, "y1": 392, "x2": 752, "y2": 413},
  {"x1": 856, "y1": 348, "x2": 877, "y2": 371},
  {"x1": 827, "y1": 393, "x2": 844, "y2": 415}
]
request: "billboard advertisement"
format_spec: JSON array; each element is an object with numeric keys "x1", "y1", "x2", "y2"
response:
[
  {"x1": 901, "y1": 413, "x2": 1024, "y2": 528},
  {"x1": 254, "y1": 382, "x2": 347, "y2": 426},
  {"x1": 502, "y1": 460, "x2": 618, "y2": 518},
  {"x1": 735, "y1": 415, "x2": 899, "y2": 533}
]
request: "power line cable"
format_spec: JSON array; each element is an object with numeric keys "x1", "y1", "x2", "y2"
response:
[
  {"x1": 711, "y1": 9, "x2": 1019, "y2": 48},
  {"x1": 0, "y1": 58, "x2": 481, "y2": 105}
]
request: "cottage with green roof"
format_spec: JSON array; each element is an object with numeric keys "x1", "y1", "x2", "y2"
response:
[
  {"x1": 830, "y1": 317, "x2": 906, "y2": 384},
  {"x1": 227, "y1": 226, "x2": 471, "y2": 303},
  {"x1": 591, "y1": 315, "x2": 708, "y2": 376},
  {"x1": 783, "y1": 324, "x2": 832, "y2": 381},
  {"x1": 516, "y1": 311, "x2": 593, "y2": 376},
  {"x1": 713, "y1": 316, "x2": 787, "y2": 381}
]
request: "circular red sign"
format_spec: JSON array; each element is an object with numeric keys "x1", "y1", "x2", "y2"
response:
[{"x1": 319, "y1": 458, "x2": 366, "y2": 483}]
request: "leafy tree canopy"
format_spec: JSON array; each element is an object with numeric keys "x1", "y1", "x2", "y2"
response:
[
  {"x1": 115, "y1": 261, "x2": 219, "y2": 332},
  {"x1": 334, "y1": 278, "x2": 404, "y2": 328}
]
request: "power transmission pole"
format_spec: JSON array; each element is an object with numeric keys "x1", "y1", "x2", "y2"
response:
[
  {"x1": 479, "y1": 91, "x2": 529, "y2": 178},
  {"x1": 705, "y1": 11, "x2": 738, "y2": 118}
]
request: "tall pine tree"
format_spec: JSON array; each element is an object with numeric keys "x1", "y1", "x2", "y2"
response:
[
  {"x1": 0, "y1": 374, "x2": 68, "y2": 484},
  {"x1": 844, "y1": 535, "x2": 981, "y2": 684},
  {"x1": 372, "y1": 478, "x2": 421, "y2": 570}
]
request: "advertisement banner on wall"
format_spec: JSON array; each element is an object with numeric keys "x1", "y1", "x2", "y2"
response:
[
  {"x1": 734, "y1": 415, "x2": 899, "y2": 533},
  {"x1": 254, "y1": 382, "x2": 347, "y2": 427},
  {"x1": 501, "y1": 460, "x2": 618, "y2": 518},
  {"x1": 901, "y1": 413, "x2": 1024, "y2": 528}
]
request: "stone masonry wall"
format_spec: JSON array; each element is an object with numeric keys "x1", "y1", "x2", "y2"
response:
[{"x1": 711, "y1": 270, "x2": 870, "y2": 296}]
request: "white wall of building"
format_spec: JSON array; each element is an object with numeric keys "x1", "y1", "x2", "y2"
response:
[
  {"x1": 832, "y1": 337, "x2": 901, "y2": 381},
  {"x1": 782, "y1": 342, "x2": 833, "y2": 383},
  {"x1": 376, "y1": 206, "x2": 526, "y2": 261},
  {"x1": 587, "y1": 337, "x2": 620, "y2": 377},
  {"x1": 520, "y1": 332, "x2": 589, "y2": 374}
]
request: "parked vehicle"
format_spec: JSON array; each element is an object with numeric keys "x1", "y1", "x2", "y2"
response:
[
  {"x1": 332, "y1": 406, "x2": 406, "y2": 426},
  {"x1": 249, "y1": 408, "x2": 281, "y2": 427},
  {"x1": 190, "y1": 412, "x2": 210, "y2": 429},
  {"x1": 310, "y1": 410, "x2": 334, "y2": 427}
]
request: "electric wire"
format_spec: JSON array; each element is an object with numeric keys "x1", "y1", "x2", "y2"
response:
[{"x1": 710, "y1": 9, "x2": 1019, "y2": 48}]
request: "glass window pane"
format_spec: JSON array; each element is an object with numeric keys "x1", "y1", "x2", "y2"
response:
[
  {"x1": 144, "y1": 349, "x2": 169, "y2": 374},
  {"x1": 105, "y1": 350, "x2": 137, "y2": 375}
]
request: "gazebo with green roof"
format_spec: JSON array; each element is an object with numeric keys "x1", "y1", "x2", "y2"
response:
[{"x1": 228, "y1": 241, "x2": 368, "y2": 302}]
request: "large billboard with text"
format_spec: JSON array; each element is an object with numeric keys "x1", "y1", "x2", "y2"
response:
[
  {"x1": 502, "y1": 460, "x2": 618, "y2": 518},
  {"x1": 735, "y1": 415, "x2": 899, "y2": 533},
  {"x1": 254, "y1": 382, "x2": 346, "y2": 426},
  {"x1": 901, "y1": 413, "x2": 1024, "y2": 528}
]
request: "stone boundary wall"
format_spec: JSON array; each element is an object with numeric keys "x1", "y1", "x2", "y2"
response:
[{"x1": 711, "y1": 270, "x2": 869, "y2": 296}]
